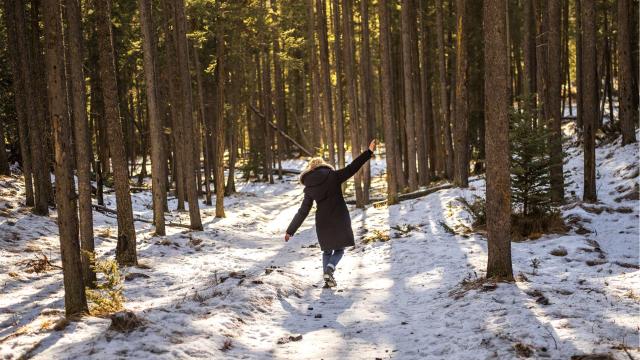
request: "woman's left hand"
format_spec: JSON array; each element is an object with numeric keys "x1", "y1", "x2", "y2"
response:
[
  {"x1": 285, "y1": 233, "x2": 291, "y2": 242},
  {"x1": 368, "y1": 139, "x2": 376, "y2": 153}
]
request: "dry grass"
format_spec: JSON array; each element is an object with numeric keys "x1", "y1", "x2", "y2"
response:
[
  {"x1": 16, "y1": 252, "x2": 61, "y2": 274},
  {"x1": 96, "y1": 227, "x2": 114, "y2": 238},
  {"x1": 220, "y1": 338, "x2": 233, "y2": 352},
  {"x1": 361, "y1": 229, "x2": 390, "y2": 244},
  {"x1": 511, "y1": 212, "x2": 568, "y2": 242}
]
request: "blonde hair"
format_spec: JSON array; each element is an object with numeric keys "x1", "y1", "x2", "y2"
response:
[
  {"x1": 299, "y1": 157, "x2": 334, "y2": 184},
  {"x1": 305, "y1": 157, "x2": 327, "y2": 171}
]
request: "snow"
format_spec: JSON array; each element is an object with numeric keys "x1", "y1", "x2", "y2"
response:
[{"x1": 0, "y1": 126, "x2": 638, "y2": 359}]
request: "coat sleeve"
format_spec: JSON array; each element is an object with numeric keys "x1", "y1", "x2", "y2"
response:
[
  {"x1": 286, "y1": 193, "x2": 314, "y2": 235},
  {"x1": 336, "y1": 149, "x2": 373, "y2": 183}
]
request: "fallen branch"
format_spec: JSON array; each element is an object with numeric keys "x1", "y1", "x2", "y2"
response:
[
  {"x1": 346, "y1": 178, "x2": 482, "y2": 206},
  {"x1": 92, "y1": 204, "x2": 191, "y2": 229},
  {"x1": 345, "y1": 183, "x2": 453, "y2": 205},
  {"x1": 249, "y1": 103, "x2": 313, "y2": 156},
  {"x1": 16, "y1": 252, "x2": 61, "y2": 273}
]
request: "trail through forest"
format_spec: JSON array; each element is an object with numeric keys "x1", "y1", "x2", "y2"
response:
[{"x1": 0, "y1": 129, "x2": 638, "y2": 359}]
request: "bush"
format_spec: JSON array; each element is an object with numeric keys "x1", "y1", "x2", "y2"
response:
[
  {"x1": 86, "y1": 257, "x2": 125, "y2": 317},
  {"x1": 458, "y1": 196, "x2": 486, "y2": 228},
  {"x1": 509, "y1": 105, "x2": 557, "y2": 217}
]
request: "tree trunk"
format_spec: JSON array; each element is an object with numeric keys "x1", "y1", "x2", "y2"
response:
[
  {"x1": 400, "y1": 0, "x2": 418, "y2": 191},
  {"x1": 483, "y1": 0, "x2": 513, "y2": 280},
  {"x1": 12, "y1": 0, "x2": 49, "y2": 215},
  {"x1": 173, "y1": 0, "x2": 203, "y2": 229},
  {"x1": 580, "y1": 0, "x2": 597, "y2": 202},
  {"x1": 575, "y1": 0, "x2": 583, "y2": 130},
  {"x1": 215, "y1": 29, "x2": 226, "y2": 217},
  {"x1": 66, "y1": 0, "x2": 96, "y2": 286},
  {"x1": 192, "y1": 44, "x2": 212, "y2": 205},
  {"x1": 306, "y1": 0, "x2": 322, "y2": 153},
  {"x1": 534, "y1": 0, "x2": 547, "y2": 126},
  {"x1": 96, "y1": 0, "x2": 137, "y2": 266},
  {"x1": 139, "y1": 0, "x2": 167, "y2": 235},
  {"x1": 3, "y1": 0, "x2": 34, "y2": 203},
  {"x1": 331, "y1": 0, "x2": 346, "y2": 169},
  {"x1": 41, "y1": 0, "x2": 88, "y2": 317},
  {"x1": 453, "y1": 0, "x2": 469, "y2": 188},
  {"x1": 618, "y1": 0, "x2": 638, "y2": 145},
  {"x1": 359, "y1": 0, "x2": 375, "y2": 198},
  {"x1": 341, "y1": 0, "x2": 364, "y2": 207},
  {"x1": 522, "y1": 0, "x2": 536, "y2": 108},
  {"x1": 420, "y1": 1, "x2": 436, "y2": 181},
  {"x1": 547, "y1": 0, "x2": 564, "y2": 202},
  {"x1": 379, "y1": 0, "x2": 398, "y2": 205},
  {"x1": 435, "y1": 0, "x2": 454, "y2": 180},
  {"x1": 161, "y1": 0, "x2": 186, "y2": 211},
  {"x1": 0, "y1": 122, "x2": 9, "y2": 175},
  {"x1": 316, "y1": 0, "x2": 336, "y2": 165}
]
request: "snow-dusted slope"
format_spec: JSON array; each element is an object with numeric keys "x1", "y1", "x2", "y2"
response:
[{"x1": 0, "y1": 129, "x2": 637, "y2": 359}]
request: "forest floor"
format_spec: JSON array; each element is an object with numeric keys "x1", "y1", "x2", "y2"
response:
[{"x1": 0, "y1": 126, "x2": 638, "y2": 360}]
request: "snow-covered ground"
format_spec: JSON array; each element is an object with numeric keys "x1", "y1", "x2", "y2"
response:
[{"x1": 0, "y1": 127, "x2": 638, "y2": 359}]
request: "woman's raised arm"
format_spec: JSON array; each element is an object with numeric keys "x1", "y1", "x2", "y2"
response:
[{"x1": 336, "y1": 140, "x2": 376, "y2": 183}]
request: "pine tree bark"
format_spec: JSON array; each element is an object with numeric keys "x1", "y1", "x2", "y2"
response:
[
  {"x1": 534, "y1": 0, "x2": 547, "y2": 125},
  {"x1": 420, "y1": 2, "x2": 436, "y2": 181},
  {"x1": 161, "y1": 0, "x2": 186, "y2": 211},
  {"x1": 575, "y1": 0, "x2": 583, "y2": 130},
  {"x1": 547, "y1": 0, "x2": 564, "y2": 202},
  {"x1": 3, "y1": 0, "x2": 34, "y2": 203},
  {"x1": 618, "y1": 0, "x2": 638, "y2": 145},
  {"x1": 316, "y1": 0, "x2": 336, "y2": 165},
  {"x1": 342, "y1": 0, "x2": 364, "y2": 207},
  {"x1": 408, "y1": 0, "x2": 426, "y2": 188},
  {"x1": 379, "y1": 0, "x2": 398, "y2": 205},
  {"x1": 66, "y1": 0, "x2": 96, "y2": 286},
  {"x1": 41, "y1": 0, "x2": 88, "y2": 316},
  {"x1": 483, "y1": 0, "x2": 513, "y2": 280},
  {"x1": 359, "y1": 0, "x2": 375, "y2": 198},
  {"x1": 173, "y1": 0, "x2": 203, "y2": 229},
  {"x1": 400, "y1": 0, "x2": 418, "y2": 191},
  {"x1": 11, "y1": 0, "x2": 49, "y2": 215},
  {"x1": 29, "y1": 0, "x2": 54, "y2": 207},
  {"x1": 139, "y1": 0, "x2": 167, "y2": 235},
  {"x1": 435, "y1": 0, "x2": 454, "y2": 180},
  {"x1": 214, "y1": 29, "x2": 226, "y2": 217},
  {"x1": 192, "y1": 44, "x2": 212, "y2": 205},
  {"x1": 306, "y1": 0, "x2": 322, "y2": 153},
  {"x1": 522, "y1": 0, "x2": 536, "y2": 107},
  {"x1": 96, "y1": 0, "x2": 138, "y2": 266},
  {"x1": 453, "y1": 0, "x2": 469, "y2": 188},
  {"x1": 331, "y1": 0, "x2": 346, "y2": 169},
  {"x1": 0, "y1": 122, "x2": 9, "y2": 175},
  {"x1": 580, "y1": 0, "x2": 597, "y2": 202}
]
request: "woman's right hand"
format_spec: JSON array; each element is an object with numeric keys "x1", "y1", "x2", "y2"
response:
[
  {"x1": 368, "y1": 139, "x2": 376, "y2": 153},
  {"x1": 285, "y1": 233, "x2": 291, "y2": 242}
]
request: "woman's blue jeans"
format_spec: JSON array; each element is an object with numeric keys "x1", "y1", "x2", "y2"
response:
[{"x1": 322, "y1": 248, "x2": 344, "y2": 272}]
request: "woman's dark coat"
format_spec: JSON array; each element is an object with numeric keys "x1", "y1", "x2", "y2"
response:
[{"x1": 286, "y1": 150, "x2": 373, "y2": 251}]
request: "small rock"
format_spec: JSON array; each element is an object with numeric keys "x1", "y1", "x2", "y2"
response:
[
  {"x1": 481, "y1": 283, "x2": 497, "y2": 292},
  {"x1": 314, "y1": 314, "x2": 322, "y2": 319},
  {"x1": 109, "y1": 311, "x2": 144, "y2": 333},
  {"x1": 125, "y1": 272, "x2": 150, "y2": 281},
  {"x1": 277, "y1": 334, "x2": 303, "y2": 344},
  {"x1": 536, "y1": 296, "x2": 550, "y2": 305},
  {"x1": 570, "y1": 354, "x2": 616, "y2": 360},
  {"x1": 53, "y1": 318, "x2": 69, "y2": 331}
]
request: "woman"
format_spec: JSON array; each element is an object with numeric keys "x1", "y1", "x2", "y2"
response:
[{"x1": 285, "y1": 139, "x2": 376, "y2": 287}]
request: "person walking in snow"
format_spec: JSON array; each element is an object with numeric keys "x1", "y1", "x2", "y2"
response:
[{"x1": 285, "y1": 139, "x2": 377, "y2": 288}]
